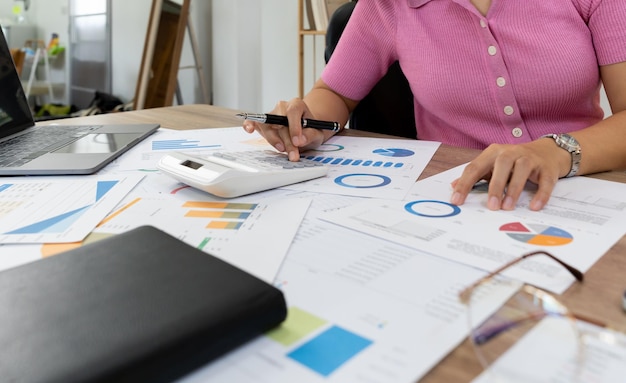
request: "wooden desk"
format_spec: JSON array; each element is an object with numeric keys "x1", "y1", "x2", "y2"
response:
[{"x1": 41, "y1": 104, "x2": 626, "y2": 382}]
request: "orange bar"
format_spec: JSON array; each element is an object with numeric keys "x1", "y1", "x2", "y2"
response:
[
  {"x1": 97, "y1": 198, "x2": 141, "y2": 227},
  {"x1": 183, "y1": 201, "x2": 229, "y2": 209},
  {"x1": 206, "y1": 221, "x2": 242, "y2": 229},
  {"x1": 182, "y1": 201, "x2": 257, "y2": 210},
  {"x1": 186, "y1": 210, "x2": 250, "y2": 219}
]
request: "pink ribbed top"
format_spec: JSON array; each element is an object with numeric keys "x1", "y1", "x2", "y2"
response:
[{"x1": 322, "y1": 0, "x2": 626, "y2": 149}]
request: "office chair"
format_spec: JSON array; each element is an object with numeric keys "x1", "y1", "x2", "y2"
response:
[{"x1": 325, "y1": 0, "x2": 417, "y2": 139}]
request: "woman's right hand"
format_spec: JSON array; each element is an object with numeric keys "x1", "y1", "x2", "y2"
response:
[{"x1": 242, "y1": 98, "x2": 327, "y2": 161}]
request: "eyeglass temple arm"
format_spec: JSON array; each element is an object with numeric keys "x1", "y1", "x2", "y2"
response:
[
  {"x1": 459, "y1": 251, "x2": 584, "y2": 304},
  {"x1": 529, "y1": 251, "x2": 584, "y2": 281}
]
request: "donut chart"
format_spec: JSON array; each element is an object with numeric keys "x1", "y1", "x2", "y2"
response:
[
  {"x1": 334, "y1": 173, "x2": 391, "y2": 188},
  {"x1": 499, "y1": 222, "x2": 573, "y2": 246},
  {"x1": 404, "y1": 200, "x2": 461, "y2": 218}
]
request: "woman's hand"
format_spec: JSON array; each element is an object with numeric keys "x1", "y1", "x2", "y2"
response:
[
  {"x1": 242, "y1": 98, "x2": 327, "y2": 162},
  {"x1": 450, "y1": 138, "x2": 571, "y2": 211}
]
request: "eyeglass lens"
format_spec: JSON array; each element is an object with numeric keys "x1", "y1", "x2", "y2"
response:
[{"x1": 466, "y1": 280, "x2": 582, "y2": 382}]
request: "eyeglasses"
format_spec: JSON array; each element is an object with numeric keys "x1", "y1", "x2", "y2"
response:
[{"x1": 458, "y1": 251, "x2": 626, "y2": 383}]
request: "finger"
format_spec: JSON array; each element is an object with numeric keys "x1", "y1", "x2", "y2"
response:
[
  {"x1": 243, "y1": 121, "x2": 287, "y2": 152},
  {"x1": 500, "y1": 158, "x2": 533, "y2": 210},
  {"x1": 276, "y1": 125, "x2": 301, "y2": 161},
  {"x1": 450, "y1": 152, "x2": 498, "y2": 205},
  {"x1": 284, "y1": 98, "x2": 307, "y2": 147},
  {"x1": 253, "y1": 122, "x2": 289, "y2": 153},
  {"x1": 529, "y1": 172, "x2": 558, "y2": 211},
  {"x1": 300, "y1": 127, "x2": 326, "y2": 150},
  {"x1": 450, "y1": 177, "x2": 469, "y2": 206},
  {"x1": 242, "y1": 120, "x2": 257, "y2": 134},
  {"x1": 486, "y1": 156, "x2": 516, "y2": 210}
]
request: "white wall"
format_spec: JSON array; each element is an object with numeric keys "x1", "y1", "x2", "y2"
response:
[
  {"x1": 211, "y1": 0, "x2": 301, "y2": 112},
  {"x1": 110, "y1": 0, "x2": 150, "y2": 105}
]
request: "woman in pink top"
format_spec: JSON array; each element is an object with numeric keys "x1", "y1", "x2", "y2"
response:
[{"x1": 243, "y1": 0, "x2": 626, "y2": 210}]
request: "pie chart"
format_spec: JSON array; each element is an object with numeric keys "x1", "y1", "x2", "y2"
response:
[
  {"x1": 499, "y1": 222, "x2": 573, "y2": 246},
  {"x1": 372, "y1": 148, "x2": 415, "y2": 157}
]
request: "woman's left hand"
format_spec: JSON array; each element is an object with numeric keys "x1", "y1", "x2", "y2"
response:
[{"x1": 449, "y1": 138, "x2": 570, "y2": 211}]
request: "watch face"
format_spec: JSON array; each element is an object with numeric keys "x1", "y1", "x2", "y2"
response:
[
  {"x1": 562, "y1": 134, "x2": 576, "y2": 146},
  {"x1": 557, "y1": 134, "x2": 580, "y2": 152}
]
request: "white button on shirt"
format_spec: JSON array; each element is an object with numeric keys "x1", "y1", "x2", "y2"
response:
[
  {"x1": 488, "y1": 45, "x2": 497, "y2": 56},
  {"x1": 496, "y1": 77, "x2": 506, "y2": 87},
  {"x1": 480, "y1": 19, "x2": 487, "y2": 28},
  {"x1": 512, "y1": 127, "x2": 523, "y2": 138},
  {"x1": 504, "y1": 106, "x2": 514, "y2": 115}
]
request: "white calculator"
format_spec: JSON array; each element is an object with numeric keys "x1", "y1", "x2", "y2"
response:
[{"x1": 157, "y1": 150, "x2": 330, "y2": 198}]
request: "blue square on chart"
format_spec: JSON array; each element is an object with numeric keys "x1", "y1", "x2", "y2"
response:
[{"x1": 287, "y1": 325, "x2": 373, "y2": 376}]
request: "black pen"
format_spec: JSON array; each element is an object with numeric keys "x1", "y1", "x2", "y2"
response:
[
  {"x1": 236, "y1": 112, "x2": 341, "y2": 132},
  {"x1": 472, "y1": 180, "x2": 489, "y2": 191}
]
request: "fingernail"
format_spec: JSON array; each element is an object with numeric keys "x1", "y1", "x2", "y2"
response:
[
  {"x1": 488, "y1": 196, "x2": 500, "y2": 210},
  {"x1": 450, "y1": 192, "x2": 462, "y2": 205},
  {"x1": 502, "y1": 196, "x2": 514, "y2": 210},
  {"x1": 275, "y1": 143, "x2": 285, "y2": 152},
  {"x1": 530, "y1": 199, "x2": 544, "y2": 211},
  {"x1": 292, "y1": 136, "x2": 300, "y2": 146}
]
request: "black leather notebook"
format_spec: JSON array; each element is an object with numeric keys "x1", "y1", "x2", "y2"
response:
[{"x1": 0, "y1": 226, "x2": 287, "y2": 383}]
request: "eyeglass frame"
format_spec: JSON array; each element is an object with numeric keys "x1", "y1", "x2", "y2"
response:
[
  {"x1": 458, "y1": 250, "x2": 583, "y2": 306},
  {"x1": 457, "y1": 250, "x2": 626, "y2": 381}
]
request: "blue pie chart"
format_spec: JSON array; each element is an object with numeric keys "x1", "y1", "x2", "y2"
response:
[{"x1": 373, "y1": 148, "x2": 415, "y2": 157}]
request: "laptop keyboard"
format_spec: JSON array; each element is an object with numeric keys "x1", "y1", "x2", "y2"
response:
[{"x1": 0, "y1": 125, "x2": 102, "y2": 167}]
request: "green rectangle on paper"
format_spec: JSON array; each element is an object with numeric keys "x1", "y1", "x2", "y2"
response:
[{"x1": 266, "y1": 307, "x2": 326, "y2": 346}]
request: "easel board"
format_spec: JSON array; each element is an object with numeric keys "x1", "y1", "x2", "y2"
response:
[{"x1": 134, "y1": 0, "x2": 190, "y2": 110}]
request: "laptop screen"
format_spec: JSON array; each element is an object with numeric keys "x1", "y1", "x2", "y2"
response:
[{"x1": 0, "y1": 25, "x2": 38, "y2": 138}]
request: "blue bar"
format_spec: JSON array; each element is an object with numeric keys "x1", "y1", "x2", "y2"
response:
[
  {"x1": 287, "y1": 325, "x2": 372, "y2": 377},
  {"x1": 341, "y1": 159, "x2": 353, "y2": 165},
  {"x1": 0, "y1": 184, "x2": 13, "y2": 192},
  {"x1": 152, "y1": 139, "x2": 220, "y2": 150}
]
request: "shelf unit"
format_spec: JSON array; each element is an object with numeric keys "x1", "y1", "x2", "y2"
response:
[
  {"x1": 297, "y1": 0, "x2": 326, "y2": 99},
  {"x1": 22, "y1": 40, "x2": 53, "y2": 101}
]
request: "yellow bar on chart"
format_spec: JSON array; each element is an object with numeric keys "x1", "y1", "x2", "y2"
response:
[
  {"x1": 183, "y1": 201, "x2": 257, "y2": 210},
  {"x1": 186, "y1": 210, "x2": 250, "y2": 219},
  {"x1": 206, "y1": 221, "x2": 242, "y2": 230}
]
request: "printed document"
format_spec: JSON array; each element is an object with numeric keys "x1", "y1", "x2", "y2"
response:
[
  {"x1": 0, "y1": 174, "x2": 143, "y2": 243},
  {"x1": 321, "y1": 165, "x2": 626, "y2": 293},
  {"x1": 176, "y1": 215, "x2": 507, "y2": 383}
]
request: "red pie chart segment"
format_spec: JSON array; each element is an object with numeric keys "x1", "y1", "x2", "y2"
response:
[{"x1": 499, "y1": 222, "x2": 573, "y2": 246}]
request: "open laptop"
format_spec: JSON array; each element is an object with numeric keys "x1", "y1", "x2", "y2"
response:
[{"x1": 0, "y1": 27, "x2": 159, "y2": 175}]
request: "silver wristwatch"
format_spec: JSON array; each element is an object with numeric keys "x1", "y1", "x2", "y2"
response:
[{"x1": 542, "y1": 133, "x2": 581, "y2": 178}]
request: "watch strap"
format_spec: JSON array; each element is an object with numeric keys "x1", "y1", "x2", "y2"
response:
[{"x1": 542, "y1": 133, "x2": 581, "y2": 178}]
